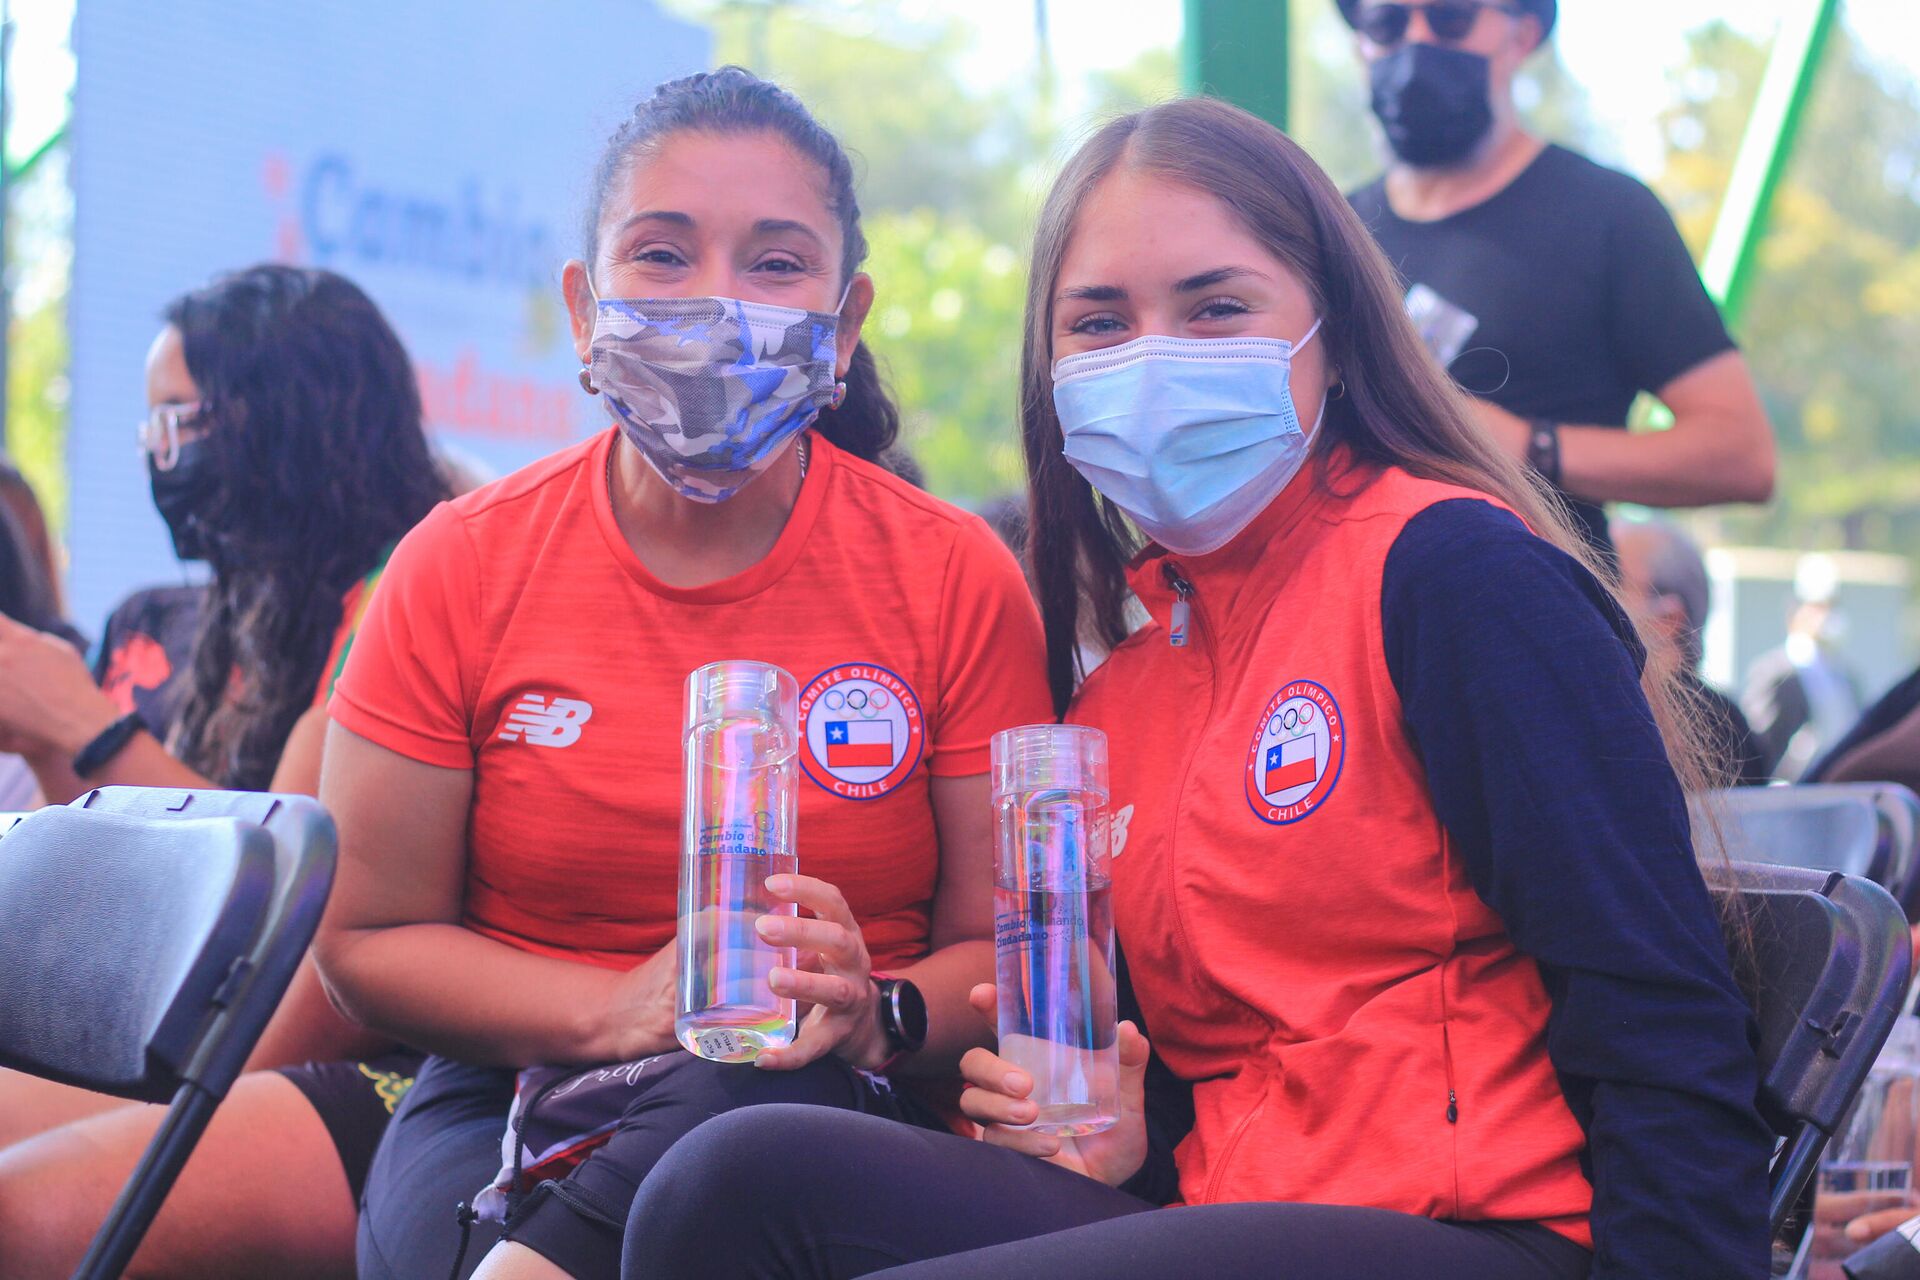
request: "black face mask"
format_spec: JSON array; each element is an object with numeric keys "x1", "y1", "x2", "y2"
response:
[
  {"x1": 1368, "y1": 43, "x2": 1494, "y2": 168},
  {"x1": 148, "y1": 436, "x2": 220, "y2": 562}
]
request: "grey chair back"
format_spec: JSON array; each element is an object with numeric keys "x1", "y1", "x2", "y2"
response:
[
  {"x1": 1696, "y1": 785, "x2": 1920, "y2": 910},
  {"x1": 1708, "y1": 863, "x2": 1912, "y2": 1245},
  {"x1": 0, "y1": 787, "x2": 335, "y2": 1280}
]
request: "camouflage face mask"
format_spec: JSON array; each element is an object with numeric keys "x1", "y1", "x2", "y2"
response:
[{"x1": 588, "y1": 292, "x2": 843, "y2": 503}]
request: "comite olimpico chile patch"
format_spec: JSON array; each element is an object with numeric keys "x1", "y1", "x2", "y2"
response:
[
  {"x1": 797, "y1": 662, "x2": 926, "y2": 801},
  {"x1": 1244, "y1": 679, "x2": 1344, "y2": 825}
]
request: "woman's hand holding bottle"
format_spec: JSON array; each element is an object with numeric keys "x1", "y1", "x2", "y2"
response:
[
  {"x1": 958, "y1": 982, "x2": 1150, "y2": 1188},
  {"x1": 753, "y1": 872, "x2": 888, "y2": 1071}
]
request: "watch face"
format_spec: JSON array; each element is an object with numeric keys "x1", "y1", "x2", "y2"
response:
[{"x1": 889, "y1": 979, "x2": 929, "y2": 1051}]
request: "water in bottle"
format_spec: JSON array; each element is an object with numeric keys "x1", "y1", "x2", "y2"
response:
[
  {"x1": 676, "y1": 660, "x2": 799, "y2": 1064},
  {"x1": 992, "y1": 725, "x2": 1118, "y2": 1136}
]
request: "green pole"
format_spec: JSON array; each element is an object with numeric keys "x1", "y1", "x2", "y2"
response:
[
  {"x1": 1181, "y1": 0, "x2": 1290, "y2": 131},
  {"x1": 10, "y1": 120, "x2": 61, "y2": 184},
  {"x1": 1698, "y1": 0, "x2": 1839, "y2": 325}
]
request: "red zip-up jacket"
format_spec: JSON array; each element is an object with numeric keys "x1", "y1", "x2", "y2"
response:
[{"x1": 1071, "y1": 452, "x2": 1768, "y2": 1269}]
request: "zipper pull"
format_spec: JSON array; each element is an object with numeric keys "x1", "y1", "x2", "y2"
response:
[
  {"x1": 1162, "y1": 562, "x2": 1194, "y2": 648},
  {"x1": 1446, "y1": 1090, "x2": 1459, "y2": 1124}
]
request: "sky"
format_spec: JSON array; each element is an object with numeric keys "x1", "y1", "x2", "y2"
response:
[{"x1": 8, "y1": 1, "x2": 1918, "y2": 190}]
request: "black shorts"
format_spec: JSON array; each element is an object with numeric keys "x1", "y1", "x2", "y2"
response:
[
  {"x1": 356, "y1": 1051, "x2": 946, "y2": 1280},
  {"x1": 276, "y1": 1050, "x2": 426, "y2": 1203}
]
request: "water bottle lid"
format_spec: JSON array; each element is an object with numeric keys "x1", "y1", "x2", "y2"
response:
[
  {"x1": 991, "y1": 724, "x2": 1108, "y2": 797},
  {"x1": 686, "y1": 660, "x2": 799, "y2": 732}
]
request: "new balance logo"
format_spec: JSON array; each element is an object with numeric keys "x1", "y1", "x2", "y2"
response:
[{"x1": 497, "y1": 695, "x2": 593, "y2": 748}]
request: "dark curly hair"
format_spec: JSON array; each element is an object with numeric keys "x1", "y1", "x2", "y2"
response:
[
  {"x1": 164, "y1": 264, "x2": 448, "y2": 789},
  {"x1": 583, "y1": 65, "x2": 899, "y2": 462}
]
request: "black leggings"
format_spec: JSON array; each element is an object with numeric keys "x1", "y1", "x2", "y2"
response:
[{"x1": 621, "y1": 1106, "x2": 1594, "y2": 1280}]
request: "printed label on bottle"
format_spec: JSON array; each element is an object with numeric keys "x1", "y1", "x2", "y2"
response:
[
  {"x1": 695, "y1": 811, "x2": 787, "y2": 860},
  {"x1": 695, "y1": 1027, "x2": 752, "y2": 1061}
]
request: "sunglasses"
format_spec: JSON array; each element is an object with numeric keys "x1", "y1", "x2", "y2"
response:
[{"x1": 1355, "y1": 1, "x2": 1520, "y2": 46}]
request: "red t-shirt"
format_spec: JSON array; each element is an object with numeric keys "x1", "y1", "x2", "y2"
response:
[{"x1": 331, "y1": 430, "x2": 1050, "y2": 972}]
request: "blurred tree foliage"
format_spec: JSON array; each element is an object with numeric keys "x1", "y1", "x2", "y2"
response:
[
  {"x1": 1656, "y1": 22, "x2": 1920, "y2": 561},
  {"x1": 677, "y1": 0, "x2": 1607, "y2": 506},
  {"x1": 5, "y1": 149, "x2": 71, "y2": 535},
  {"x1": 8, "y1": 291, "x2": 67, "y2": 529}
]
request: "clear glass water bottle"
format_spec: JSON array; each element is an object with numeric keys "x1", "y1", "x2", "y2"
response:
[
  {"x1": 676, "y1": 660, "x2": 800, "y2": 1064},
  {"x1": 992, "y1": 724, "x2": 1118, "y2": 1135}
]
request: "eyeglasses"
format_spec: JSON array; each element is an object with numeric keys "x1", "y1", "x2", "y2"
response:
[
  {"x1": 1355, "y1": 1, "x2": 1520, "y2": 46},
  {"x1": 137, "y1": 402, "x2": 207, "y2": 472}
]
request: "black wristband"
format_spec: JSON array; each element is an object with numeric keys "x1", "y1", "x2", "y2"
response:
[
  {"x1": 1526, "y1": 419, "x2": 1562, "y2": 487},
  {"x1": 72, "y1": 711, "x2": 146, "y2": 779}
]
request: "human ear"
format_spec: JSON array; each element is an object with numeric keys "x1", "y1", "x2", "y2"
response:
[
  {"x1": 562, "y1": 260, "x2": 596, "y2": 366},
  {"x1": 834, "y1": 273, "x2": 876, "y2": 379}
]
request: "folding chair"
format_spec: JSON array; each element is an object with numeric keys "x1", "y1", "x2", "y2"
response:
[
  {"x1": 1697, "y1": 785, "x2": 1920, "y2": 908},
  {"x1": 1870, "y1": 784, "x2": 1920, "y2": 916},
  {"x1": 1708, "y1": 862, "x2": 1912, "y2": 1248},
  {"x1": 0, "y1": 786, "x2": 335, "y2": 1280}
]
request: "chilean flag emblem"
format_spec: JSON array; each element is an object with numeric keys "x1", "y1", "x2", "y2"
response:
[
  {"x1": 1245, "y1": 680, "x2": 1345, "y2": 827},
  {"x1": 1264, "y1": 736, "x2": 1318, "y2": 793},
  {"x1": 825, "y1": 719, "x2": 894, "y2": 769}
]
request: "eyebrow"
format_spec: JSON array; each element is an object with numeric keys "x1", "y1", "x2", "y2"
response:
[
  {"x1": 1055, "y1": 265, "x2": 1270, "y2": 306},
  {"x1": 614, "y1": 210, "x2": 694, "y2": 236},
  {"x1": 752, "y1": 218, "x2": 827, "y2": 249},
  {"x1": 613, "y1": 210, "x2": 827, "y2": 244},
  {"x1": 1172, "y1": 265, "x2": 1268, "y2": 292},
  {"x1": 1056, "y1": 284, "x2": 1127, "y2": 304}
]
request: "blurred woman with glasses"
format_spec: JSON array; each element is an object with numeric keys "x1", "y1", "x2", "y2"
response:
[{"x1": 0, "y1": 263, "x2": 447, "y2": 1279}]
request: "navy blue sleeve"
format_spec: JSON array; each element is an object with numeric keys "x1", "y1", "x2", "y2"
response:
[{"x1": 1381, "y1": 499, "x2": 1771, "y2": 1280}]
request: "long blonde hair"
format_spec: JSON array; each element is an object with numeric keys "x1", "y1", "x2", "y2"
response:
[{"x1": 1019, "y1": 97, "x2": 1729, "y2": 809}]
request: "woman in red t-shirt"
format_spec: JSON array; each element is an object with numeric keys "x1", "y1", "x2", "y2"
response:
[{"x1": 311, "y1": 68, "x2": 1050, "y2": 1280}]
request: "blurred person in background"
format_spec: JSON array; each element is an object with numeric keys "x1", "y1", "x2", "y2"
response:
[
  {"x1": 89, "y1": 582, "x2": 208, "y2": 750},
  {"x1": 1612, "y1": 514, "x2": 1768, "y2": 786},
  {"x1": 1341, "y1": 0, "x2": 1774, "y2": 560},
  {"x1": 0, "y1": 457, "x2": 68, "y2": 619},
  {"x1": 82, "y1": 439, "x2": 490, "y2": 762},
  {"x1": 0, "y1": 263, "x2": 448, "y2": 1280},
  {"x1": 1804, "y1": 664, "x2": 1920, "y2": 794},
  {"x1": 0, "y1": 495, "x2": 81, "y2": 808},
  {"x1": 978, "y1": 492, "x2": 1030, "y2": 563},
  {"x1": 1742, "y1": 556, "x2": 1862, "y2": 781}
]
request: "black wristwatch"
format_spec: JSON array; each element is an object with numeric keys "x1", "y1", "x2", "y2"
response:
[
  {"x1": 873, "y1": 976, "x2": 928, "y2": 1057},
  {"x1": 72, "y1": 711, "x2": 146, "y2": 779},
  {"x1": 1526, "y1": 418, "x2": 1562, "y2": 487}
]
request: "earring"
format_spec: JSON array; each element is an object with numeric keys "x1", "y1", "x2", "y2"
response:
[
  {"x1": 578, "y1": 367, "x2": 598, "y2": 396},
  {"x1": 828, "y1": 380, "x2": 848, "y2": 410},
  {"x1": 1329, "y1": 380, "x2": 1347, "y2": 401}
]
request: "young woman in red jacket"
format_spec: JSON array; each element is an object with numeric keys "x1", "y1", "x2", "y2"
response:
[{"x1": 614, "y1": 97, "x2": 1772, "y2": 1280}]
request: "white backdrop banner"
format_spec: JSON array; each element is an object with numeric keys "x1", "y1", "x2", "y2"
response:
[{"x1": 68, "y1": 0, "x2": 708, "y2": 627}]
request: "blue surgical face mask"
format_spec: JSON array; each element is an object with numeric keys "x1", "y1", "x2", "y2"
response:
[
  {"x1": 587, "y1": 284, "x2": 847, "y2": 502},
  {"x1": 1052, "y1": 321, "x2": 1325, "y2": 556}
]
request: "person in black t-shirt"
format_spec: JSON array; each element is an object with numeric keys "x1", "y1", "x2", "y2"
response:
[
  {"x1": 1338, "y1": 0, "x2": 1775, "y2": 556},
  {"x1": 90, "y1": 583, "x2": 205, "y2": 743}
]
